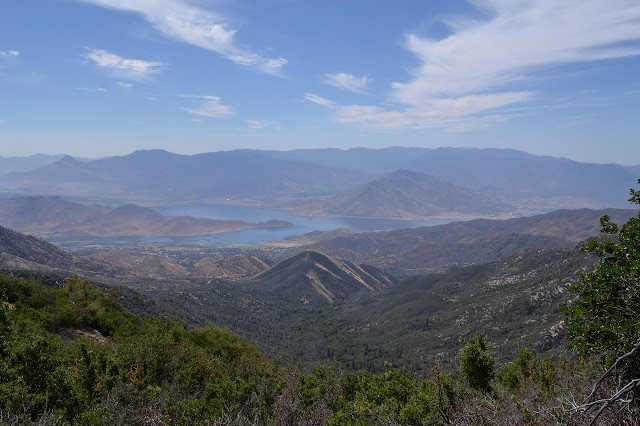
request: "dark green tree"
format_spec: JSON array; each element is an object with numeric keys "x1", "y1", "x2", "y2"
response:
[
  {"x1": 460, "y1": 332, "x2": 495, "y2": 393},
  {"x1": 563, "y1": 179, "x2": 640, "y2": 374}
]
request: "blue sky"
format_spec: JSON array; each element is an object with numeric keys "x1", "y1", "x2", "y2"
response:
[{"x1": 1, "y1": 0, "x2": 639, "y2": 164}]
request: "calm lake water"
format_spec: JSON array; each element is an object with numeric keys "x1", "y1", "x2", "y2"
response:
[{"x1": 148, "y1": 203, "x2": 469, "y2": 245}]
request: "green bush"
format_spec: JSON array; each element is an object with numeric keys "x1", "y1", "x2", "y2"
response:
[{"x1": 460, "y1": 332, "x2": 495, "y2": 393}]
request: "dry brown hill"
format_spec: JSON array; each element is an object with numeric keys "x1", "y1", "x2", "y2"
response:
[
  {"x1": 194, "y1": 255, "x2": 272, "y2": 279},
  {"x1": 0, "y1": 224, "x2": 274, "y2": 282},
  {"x1": 0, "y1": 196, "x2": 291, "y2": 237},
  {"x1": 0, "y1": 224, "x2": 119, "y2": 276},
  {"x1": 85, "y1": 250, "x2": 189, "y2": 279},
  {"x1": 252, "y1": 250, "x2": 396, "y2": 304}
]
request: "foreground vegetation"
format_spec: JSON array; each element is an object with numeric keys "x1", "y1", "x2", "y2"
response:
[{"x1": 0, "y1": 273, "x2": 634, "y2": 425}]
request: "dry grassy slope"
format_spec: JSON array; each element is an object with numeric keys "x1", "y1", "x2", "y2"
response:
[
  {"x1": 194, "y1": 255, "x2": 272, "y2": 279},
  {"x1": 85, "y1": 250, "x2": 189, "y2": 278},
  {"x1": 251, "y1": 250, "x2": 396, "y2": 304},
  {"x1": 0, "y1": 224, "x2": 120, "y2": 276},
  {"x1": 0, "y1": 222, "x2": 277, "y2": 282}
]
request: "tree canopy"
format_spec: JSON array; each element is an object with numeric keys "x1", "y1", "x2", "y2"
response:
[{"x1": 564, "y1": 179, "x2": 640, "y2": 373}]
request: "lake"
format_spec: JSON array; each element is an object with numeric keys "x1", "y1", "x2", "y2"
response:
[{"x1": 148, "y1": 203, "x2": 470, "y2": 245}]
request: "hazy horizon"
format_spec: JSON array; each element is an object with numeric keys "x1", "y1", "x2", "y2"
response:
[{"x1": 2, "y1": 146, "x2": 640, "y2": 168}]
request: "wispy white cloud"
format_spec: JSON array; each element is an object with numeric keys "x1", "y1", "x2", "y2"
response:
[
  {"x1": 324, "y1": 73, "x2": 369, "y2": 93},
  {"x1": 76, "y1": 0, "x2": 286, "y2": 76},
  {"x1": 326, "y1": 0, "x2": 640, "y2": 131},
  {"x1": 304, "y1": 93, "x2": 336, "y2": 109},
  {"x1": 83, "y1": 48, "x2": 166, "y2": 81},
  {"x1": 335, "y1": 94, "x2": 533, "y2": 132},
  {"x1": 180, "y1": 94, "x2": 235, "y2": 117},
  {"x1": 308, "y1": 91, "x2": 534, "y2": 131},
  {"x1": 77, "y1": 87, "x2": 108, "y2": 92},
  {"x1": 0, "y1": 50, "x2": 20, "y2": 69},
  {"x1": 393, "y1": 0, "x2": 640, "y2": 104},
  {"x1": 245, "y1": 120, "x2": 267, "y2": 129},
  {"x1": 116, "y1": 81, "x2": 134, "y2": 87}
]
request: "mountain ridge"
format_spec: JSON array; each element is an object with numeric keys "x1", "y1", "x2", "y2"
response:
[
  {"x1": 252, "y1": 249, "x2": 396, "y2": 304},
  {"x1": 269, "y1": 207, "x2": 637, "y2": 274},
  {"x1": 284, "y1": 169, "x2": 512, "y2": 218},
  {"x1": 1, "y1": 147, "x2": 637, "y2": 211},
  {"x1": 0, "y1": 149, "x2": 368, "y2": 202}
]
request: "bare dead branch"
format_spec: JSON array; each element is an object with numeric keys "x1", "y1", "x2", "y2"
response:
[
  {"x1": 566, "y1": 339, "x2": 640, "y2": 425},
  {"x1": 586, "y1": 338, "x2": 640, "y2": 402},
  {"x1": 588, "y1": 379, "x2": 640, "y2": 426}
]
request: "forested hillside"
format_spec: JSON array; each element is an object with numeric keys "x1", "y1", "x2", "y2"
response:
[{"x1": 0, "y1": 271, "x2": 635, "y2": 424}]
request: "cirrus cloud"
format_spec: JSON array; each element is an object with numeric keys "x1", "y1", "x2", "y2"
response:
[
  {"x1": 304, "y1": 93, "x2": 336, "y2": 109},
  {"x1": 84, "y1": 48, "x2": 166, "y2": 81},
  {"x1": 76, "y1": 0, "x2": 286, "y2": 76},
  {"x1": 180, "y1": 94, "x2": 235, "y2": 117},
  {"x1": 324, "y1": 73, "x2": 369, "y2": 93},
  {"x1": 245, "y1": 120, "x2": 268, "y2": 129},
  {"x1": 322, "y1": 0, "x2": 640, "y2": 131},
  {"x1": 392, "y1": 0, "x2": 640, "y2": 105}
]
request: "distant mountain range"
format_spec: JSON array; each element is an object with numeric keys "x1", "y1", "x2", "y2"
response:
[
  {"x1": 0, "y1": 154, "x2": 65, "y2": 174},
  {"x1": 264, "y1": 146, "x2": 639, "y2": 207},
  {"x1": 1, "y1": 147, "x2": 637, "y2": 216},
  {"x1": 0, "y1": 195, "x2": 291, "y2": 237},
  {"x1": 0, "y1": 150, "x2": 367, "y2": 202}
]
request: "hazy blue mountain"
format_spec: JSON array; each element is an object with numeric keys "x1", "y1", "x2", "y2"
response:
[
  {"x1": 0, "y1": 149, "x2": 368, "y2": 201},
  {"x1": 287, "y1": 169, "x2": 512, "y2": 218},
  {"x1": 259, "y1": 147, "x2": 639, "y2": 208},
  {"x1": 260, "y1": 146, "x2": 431, "y2": 174},
  {"x1": 625, "y1": 165, "x2": 640, "y2": 176},
  {"x1": 0, "y1": 153, "x2": 101, "y2": 176},
  {"x1": 406, "y1": 147, "x2": 636, "y2": 206},
  {"x1": 0, "y1": 153, "x2": 65, "y2": 175},
  {"x1": 1, "y1": 147, "x2": 636, "y2": 209}
]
